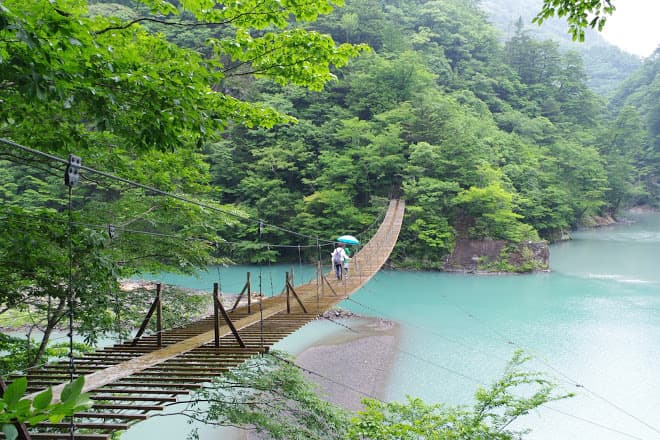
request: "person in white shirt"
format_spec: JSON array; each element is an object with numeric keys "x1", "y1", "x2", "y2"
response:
[{"x1": 331, "y1": 243, "x2": 348, "y2": 280}]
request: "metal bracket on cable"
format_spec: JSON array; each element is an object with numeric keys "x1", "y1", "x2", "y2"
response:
[{"x1": 64, "y1": 154, "x2": 81, "y2": 187}]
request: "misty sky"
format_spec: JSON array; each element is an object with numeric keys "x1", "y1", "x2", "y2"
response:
[{"x1": 601, "y1": 0, "x2": 659, "y2": 57}]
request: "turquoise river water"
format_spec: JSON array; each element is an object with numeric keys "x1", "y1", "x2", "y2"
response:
[{"x1": 126, "y1": 211, "x2": 660, "y2": 440}]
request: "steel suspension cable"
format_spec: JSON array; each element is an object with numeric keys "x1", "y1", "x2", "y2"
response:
[
  {"x1": 66, "y1": 182, "x2": 76, "y2": 440},
  {"x1": 0, "y1": 138, "x2": 339, "y2": 245},
  {"x1": 343, "y1": 281, "x2": 660, "y2": 439},
  {"x1": 320, "y1": 314, "x2": 651, "y2": 440}
]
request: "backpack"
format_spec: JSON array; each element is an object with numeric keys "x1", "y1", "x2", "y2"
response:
[{"x1": 332, "y1": 248, "x2": 343, "y2": 265}]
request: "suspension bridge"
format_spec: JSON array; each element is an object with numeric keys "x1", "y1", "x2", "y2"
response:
[{"x1": 7, "y1": 199, "x2": 405, "y2": 440}]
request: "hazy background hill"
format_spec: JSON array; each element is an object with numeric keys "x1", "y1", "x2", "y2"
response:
[{"x1": 479, "y1": 0, "x2": 642, "y2": 96}]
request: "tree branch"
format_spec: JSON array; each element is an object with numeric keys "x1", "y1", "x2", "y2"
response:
[{"x1": 94, "y1": 0, "x2": 270, "y2": 35}]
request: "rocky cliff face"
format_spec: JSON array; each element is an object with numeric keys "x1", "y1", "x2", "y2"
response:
[{"x1": 443, "y1": 239, "x2": 549, "y2": 273}]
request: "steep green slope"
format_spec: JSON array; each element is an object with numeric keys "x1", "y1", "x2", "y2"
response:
[
  {"x1": 202, "y1": 0, "x2": 652, "y2": 268},
  {"x1": 608, "y1": 55, "x2": 660, "y2": 202},
  {"x1": 479, "y1": 0, "x2": 642, "y2": 96}
]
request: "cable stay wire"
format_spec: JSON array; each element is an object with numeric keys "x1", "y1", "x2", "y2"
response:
[
  {"x1": 0, "y1": 138, "x2": 387, "y2": 251},
  {"x1": 266, "y1": 352, "x2": 380, "y2": 401},
  {"x1": 163, "y1": 343, "x2": 654, "y2": 440},
  {"x1": 344, "y1": 294, "x2": 515, "y2": 366},
  {"x1": 322, "y1": 316, "x2": 483, "y2": 386},
  {"x1": 0, "y1": 209, "x2": 338, "y2": 253},
  {"x1": 542, "y1": 405, "x2": 651, "y2": 440},
  {"x1": 337, "y1": 280, "x2": 660, "y2": 439},
  {"x1": 319, "y1": 315, "x2": 653, "y2": 440},
  {"x1": 432, "y1": 293, "x2": 660, "y2": 438},
  {"x1": 0, "y1": 137, "x2": 337, "y2": 245}
]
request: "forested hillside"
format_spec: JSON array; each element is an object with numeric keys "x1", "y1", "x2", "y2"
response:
[
  {"x1": 1, "y1": 0, "x2": 657, "y2": 274},
  {"x1": 200, "y1": 0, "x2": 658, "y2": 267},
  {"x1": 0, "y1": 0, "x2": 657, "y2": 385},
  {"x1": 479, "y1": 0, "x2": 642, "y2": 96}
]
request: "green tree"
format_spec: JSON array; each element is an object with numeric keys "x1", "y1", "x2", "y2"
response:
[
  {"x1": 349, "y1": 351, "x2": 571, "y2": 439},
  {"x1": 0, "y1": 0, "x2": 367, "y2": 363},
  {"x1": 183, "y1": 352, "x2": 351, "y2": 440},
  {"x1": 181, "y1": 350, "x2": 570, "y2": 440},
  {"x1": 534, "y1": 0, "x2": 616, "y2": 41},
  {"x1": 0, "y1": 0, "x2": 367, "y2": 152},
  {"x1": 453, "y1": 183, "x2": 538, "y2": 242}
]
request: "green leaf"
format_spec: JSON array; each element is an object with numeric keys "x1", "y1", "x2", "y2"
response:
[
  {"x1": 25, "y1": 413, "x2": 49, "y2": 425},
  {"x1": 2, "y1": 424, "x2": 18, "y2": 440},
  {"x1": 14, "y1": 399, "x2": 31, "y2": 417},
  {"x1": 32, "y1": 387, "x2": 52, "y2": 410},
  {"x1": 3, "y1": 378, "x2": 27, "y2": 409},
  {"x1": 72, "y1": 394, "x2": 93, "y2": 412},
  {"x1": 48, "y1": 414, "x2": 65, "y2": 424},
  {"x1": 60, "y1": 377, "x2": 84, "y2": 403}
]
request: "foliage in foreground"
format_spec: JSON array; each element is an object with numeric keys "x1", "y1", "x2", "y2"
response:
[
  {"x1": 534, "y1": 0, "x2": 616, "y2": 42},
  {"x1": 349, "y1": 351, "x2": 573, "y2": 439},
  {"x1": 0, "y1": 0, "x2": 366, "y2": 365},
  {"x1": 183, "y1": 350, "x2": 571, "y2": 439},
  {"x1": 184, "y1": 351, "x2": 350, "y2": 440},
  {"x1": 0, "y1": 376, "x2": 92, "y2": 440}
]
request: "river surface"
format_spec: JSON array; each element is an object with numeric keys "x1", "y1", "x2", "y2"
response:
[{"x1": 128, "y1": 211, "x2": 660, "y2": 440}]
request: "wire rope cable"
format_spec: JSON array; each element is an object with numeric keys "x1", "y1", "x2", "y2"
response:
[
  {"x1": 0, "y1": 138, "x2": 338, "y2": 245},
  {"x1": 66, "y1": 183, "x2": 76, "y2": 440},
  {"x1": 257, "y1": 223, "x2": 265, "y2": 349},
  {"x1": 339, "y1": 283, "x2": 660, "y2": 439},
  {"x1": 266, "y1": 351, "x2": 650, "y2": 440},
  {"x1": 319, "y1": 314, "x2": 654, "y2": 440},
  {"x1": 433, "y1": 293, "x2": 660, "y2": 437}
]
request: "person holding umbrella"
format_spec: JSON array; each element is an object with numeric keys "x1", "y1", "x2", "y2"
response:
[
  {"x1": 334, "y1": 235, "x2": 360, "y2": 280},
  {"x1": 331, "y1": 243, "x2": 348, "y2": 280}
]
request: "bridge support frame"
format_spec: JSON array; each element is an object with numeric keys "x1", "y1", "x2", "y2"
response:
[
  {"x1": 321, "y1": 275, "x2": 338, "y2": 297},
  {"x1": 285, "y1": 272, "x2": 308, "y2": 314},
  {"x1": 229, "y1": 272, "x2": 251, "y2": 313},
  {"x1": 213, "y1": 283, "x2": 246, "y2": 348},
  {"x1": 132, "y1": 283, "x2": 162, "y2": 347}
]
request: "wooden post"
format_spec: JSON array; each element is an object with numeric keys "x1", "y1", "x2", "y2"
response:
[
  {"x1": 216, "y1": 295, "x2": 246, "y2": 348},
  {"x1": 318, "y1": 261, "x2": 324, "y2": 297},
  {"x1": 156, "y1": 284, "x2": 162, "y2": 347},
  {"x1": 214, "y1": 282, "x2": 246, "y2": 348},
  {"x1": 132, "y1": 284, "x2": 162, "y2": 346},
  {"x1": 322, "y1": 275, "x2": 338, "y2": 297},
  {"x1": 285, "y1": 272, "x2": 291, "y2": 313},
  {"x1": 247, "y1": 272, "x2": 251, "y2": 314},
  {"x1": 286, "y1": 277, "x2": 308, "y2": 313},
  {"x1": 213, "y1": 282, "x2": 220, "y2": 348},
  {"x1": 230, "y1": 272, "x2": 252, "y2": 313}
]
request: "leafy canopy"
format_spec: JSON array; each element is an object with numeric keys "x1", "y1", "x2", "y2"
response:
[
  {"x1": 0, "y1": 376, "x2": 92, "y2": 440},
  {"x1": 534, "y1": 0, "x2": 616, "y2": 41},
  {"x1": 182, "y1": 350, "x2": 571, "y2": 439},
  {"x1": 0, "y1": 0, "x2": 367, "y2": 152}
]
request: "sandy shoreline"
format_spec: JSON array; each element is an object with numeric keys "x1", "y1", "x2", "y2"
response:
[{"x1": 295, "y1": 315, "x2": 400, "y2": 411}]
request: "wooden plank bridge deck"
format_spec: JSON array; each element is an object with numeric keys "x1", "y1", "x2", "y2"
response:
[{"x1": 10, "y1": 199, "x2": 405, "y2": 439}]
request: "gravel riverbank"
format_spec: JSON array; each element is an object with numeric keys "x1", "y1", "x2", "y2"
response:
[{"x1": 295, "y1": 315, "x2": 399, "y2": 411}]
